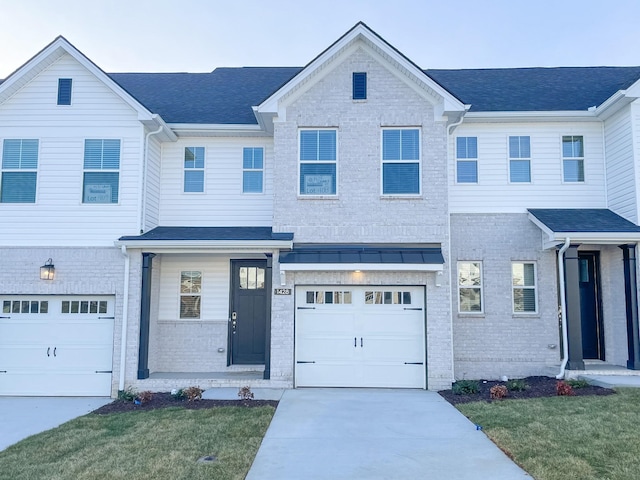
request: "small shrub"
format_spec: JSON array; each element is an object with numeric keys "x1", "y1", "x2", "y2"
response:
[
  {"x1": 506, "y1": 378, "x2": 529, "y2": 392},
  {"x1": 490, "y1": 384, "x2": 509, "y2": 400},
  {"x1": 566, "y1": 379, "x2": 590, "y2": 389},
  {"x1": 238, "y1": 386, "x2": 254, "y2": 401},
  {"x1": 136, "y1": 390, "x2": 154, "y2": 405},
  {"x1": 183, "y1": 386, "x2": 203, "y2": 402},
  {"x1": 452, "y1": 380, "x2": 480, "y2": 395},
  {"x1": 556, "y1": 380, "x2": 575, "y2": 396},
  {"x1": 117, "y1": 387, "x2": 137, "y2": 402},
  {"x1": 171, "y1": 388, "x2": 184, "y2": 399}
]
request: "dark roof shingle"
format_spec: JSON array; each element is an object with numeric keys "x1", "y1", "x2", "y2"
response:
[{"x1": 528, "y1": 209, "x2": 640, "y2": 233}]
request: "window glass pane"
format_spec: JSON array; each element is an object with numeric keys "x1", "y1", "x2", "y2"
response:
[
  {"x1": 382, "y1": 130, "x2": 400, "y2": 160},
  {"x1": 562, "y1": 136, "x2": 583, "y2": 158},
  {"x1": 62, "y1": 301, "x2": 70, "y2": 313},
  {"x1": 256, "y1": 268, "x2": 265, "y2": 289},
  {"x1": 243, "y1": 171, "x2": 263, "y2": 193},
  {"x1": 12, "y1": 301, "x2": 20, "y2": 313},
  {"x1": 180, "y1": 296, "x2": 200, "y2": 318},
  {"x1": 457, "y1": 161, "x2": 477, "y2": 183},
  {"x1": 248, "y1": 267, "x2": 257, "y2": 289},
  {"x1": 102, "y1": 140, "x2": 121, "y2": 169},
  {"x1": 83, "y1": 172, "x2": 119, "y2": 203},
  {"x1": 365, "y1": 291, "x2": 373, "y2": 304},
  {"x1": 21, "y1": 301, "x2": 29, "y2": 313},
  {"x1": 459, "y1": 288, "x2": 482, "y2": 312},
  {"x1": 1, "y1": 172, "x2": 37, "y2": 203},
  {"x1": 325, "y1": 291, "x2": 333, "y2": 304},
  {"x1": 563, "y1": 159, "x2": 584, "y2": 182},
  {"x1": 457, "y1": 137, "x2": 477, "y2": 159},
  {"x1": 300, "y1": 131, "x2": 319, "y2": 160},
  {"x1": 2, "y1": 140, "x2": 21, "y2": 168},
  {"x1": 318, "y1": 131, "x2": 336, "y2": 161},
  {"x1": 239, "y1": 267, "x2": 248, "y2": 289},
  {"x1": 306, "y1": 291, "x2": 315, "y2": 304},
  {"x1": 30, "y1": 301, "x2": 39, "y2": 313},
  {"x1": 300, "y1": 163, "x2": 336, "y2": 195},
  {"x1": 181, "y1": 271, "x2": 202, "y2": 293},
  {"x1": 99, "y1": 301, "x2": 107, "y2": 314},
  {"x1": 459, "y1": 262, "x2": 481, "y2": 286},
  {"x1": 383, "y1": 291, "x2": 392, "y2": 304},
  {"x1": 315, "y1": 291, "x2": 324, "y2": 304},
  {"x1": 80, "y1": 301, "x2": 89, "y2": 313},
  {"x1": 71, "y1": 301, "x2": 79, "y2": 313},
  {"x1": 20, "y1": 140, "x2": 39, "y2": 168},
  {"x1": 401, "y1": 130, "x2": 420, "y2": 160},
  {"x1": 514, "y1": 289, "x2": 536, "y2": 312},
  {"x1": 509, "y1": 136, "x2": 530, "y2": 158},
  {"x1": 403, "y1": 292, "x2": 411, "y2": 304},
  {"x1": 383, "y1": 163, "x2": 419, "y2": 194},
  {"x1": 90, "y1": 301, "x2": 98, "y2": 314},
  {"x1": 3, "y1": 301, "x2": 10, "y2": 314},
  {"x1": 343, "y1": 291, "x2": 352, "y2": 304},
  {"x1": 375, "y1": 291, "x2": 383, "y2": 304},
  {"x1": 184, "y1": 170, "x2": 204, "y2": 192},
  {"x1": 510, "y1": 160, "x2": 531, "y2": 183}
]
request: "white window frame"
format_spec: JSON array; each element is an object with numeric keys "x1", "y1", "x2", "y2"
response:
[
  {"x1": 183, "y1": 147, "x2": 205, "y2": 194},
  {"x1": 511, "y1": 261, "x2": 538, "y2": 314},
  {"x1": 179, "y1": 270, "x2": 202, "y2": 319},
  {"x1": 508, "y1": 135, "x2": 531, "y2": 183},
  {"x1": 1, "y1": 139, "x2": 39, "y2": 204},
  {"x1": 562, "y1": 135, "x2": 585, "y2": 183},
  {"x1": 82, "y1": 139, "x2": 121, "y2": 204},
  {"x1": 242, "y1": 147, "x2": 264, "y2": 194},
  {"x1": 298, "y1": 128, "x2": 338, "y2": 196},
  {"x1": 380, "y1": 127, "x2": 422, "y2": 196},
  {"x1": 456, "y1": 136, "x2": 478, "y2": 184},
  {"x1": 457, "y1": 261, "x2": 483, "y2": 314}
]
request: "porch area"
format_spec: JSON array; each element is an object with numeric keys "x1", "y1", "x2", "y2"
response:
[{"x1": 571, "y1": 360, "x2": 640, "y2": 388}]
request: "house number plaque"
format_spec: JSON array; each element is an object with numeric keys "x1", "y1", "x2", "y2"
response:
[{"x1": 274, "y1": 288, "x2": 292, "y2": 295}]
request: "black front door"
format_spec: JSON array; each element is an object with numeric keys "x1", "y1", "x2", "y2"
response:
[
  {"x1": 230, "y1": 260, "x2": 267, "y2": 364},
  {"x1": 579, "y1": 252, "x2": 605, "y2": 360}
]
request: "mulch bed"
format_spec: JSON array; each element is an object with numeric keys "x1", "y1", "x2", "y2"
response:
[
  {"x1": 92, "y1": 392, "x2": 278, "y2": 415},
  {"x1": 439, "y1": 376, "x2": 615, "y2": 405}
]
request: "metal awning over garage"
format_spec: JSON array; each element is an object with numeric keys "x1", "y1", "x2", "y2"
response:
[
  {"x1": 528, "y1": 209, "x2": 640, "y2": 249},
  {"x1": 279, "y1": 244, "x2": 445, "y2": 271}
]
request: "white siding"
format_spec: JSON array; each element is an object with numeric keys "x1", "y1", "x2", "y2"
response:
[
  {"x1": 605, "y1": 105, "x2": 637, "y2": 222},
  {"x1": 159, "y1": 138, "x2": 274, "y2": 226},
  {"x1": 144, "y1": 134, "x2": 162, "y2": 231},
  {"x1": 633, "y1": 101, "x2": 640, "y2": 222},
  {"x1": 0, "y1": 53, "x2": 143, "y2": 246},
  {"x1": 449, "y1": 122, "x2": 607, "y2": 213}
]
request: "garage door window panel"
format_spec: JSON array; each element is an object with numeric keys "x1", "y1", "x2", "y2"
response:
[
  {"x1": 365, "y1": 290, "x2": 412, "y2": 304},
  {"x1": 305, "y1": 290, "x2": 352, "y2": 304},
  {"x1": 3, "y1": 300, "x2": 48, "y2": 314}
]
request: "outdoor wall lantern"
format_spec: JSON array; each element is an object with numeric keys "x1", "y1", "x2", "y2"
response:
[{"x1": 40, "y1": 258, "x2": 55, "y2": 280}]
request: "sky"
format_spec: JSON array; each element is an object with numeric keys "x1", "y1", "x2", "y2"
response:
[{"x1": 1, "y1": 0, "x2": 639, "y2": 78}]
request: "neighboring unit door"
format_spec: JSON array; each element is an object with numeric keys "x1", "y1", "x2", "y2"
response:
[
  {"x1": 230, "y1": 260, "x2": 267, "y2": 364},
  {"x1": 579, "y1": 252, "x2": 605, "y2": 360},
  {"x1": 295, "y1": 285, "x2": 426, "y2": 388},
  {"x1": 0, "y1": 296, "x2": 114, "y2": 396}
]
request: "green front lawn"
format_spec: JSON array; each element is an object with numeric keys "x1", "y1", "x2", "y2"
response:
[
  {"x1": 457, "y1": 388, "x2": 640, "y2": 480},
  {"x1": 0, "y1": 405, "x2": 275, "y2": 480}
]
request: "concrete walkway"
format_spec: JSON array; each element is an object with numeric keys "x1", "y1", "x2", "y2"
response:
[
  {"x1": 246, "y1": 388, "x2": 530, "y2": 479},
  {"x1": 580, "y1": 374, "x2": 640, "y2": 389},
  {"x1": 0, "y1": 397, "x2": 111, "y2": 451}
]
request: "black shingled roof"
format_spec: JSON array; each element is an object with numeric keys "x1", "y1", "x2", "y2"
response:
[
  {"x1": 119, "y1": 226, "x2": 293, "y2": 242},
  {"x1": 528, "y1": 209, "x2": 640, "y2": 233}
]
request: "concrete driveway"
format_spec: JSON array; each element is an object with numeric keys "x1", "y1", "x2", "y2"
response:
[
  {"x1": 0, "y1": 397, "x2": 112, "y2": 451},
  {"x1": 247, "y1": 388, "x2": 530, "y2": 480}
]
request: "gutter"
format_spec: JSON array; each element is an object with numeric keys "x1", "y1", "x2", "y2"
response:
[
  {"x1": 119, "y1": 245, "x2": 130, "y2": 391},
  {"x1": 556, "y1": 238, "x2": 571, "y2": 379}
]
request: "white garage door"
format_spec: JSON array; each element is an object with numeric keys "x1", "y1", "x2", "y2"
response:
[
  {"x1": 295, "y1": 286, "x2": 425, "y2": 388},
  {"x1": 0, "y1": 296, "x2": 114, "y2": 396}
]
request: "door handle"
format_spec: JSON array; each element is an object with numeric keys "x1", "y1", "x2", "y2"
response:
[
  {"x1": 53, "y1": 347, "x2": 57, "y2": 357},
  {"x1": 360, "y1": 337, "x2": 363, "y2": 347},
  {"x1": 354, "y1": 337, "x2": 357, "y2": 347},
  {"x1": 47, "y1": 347, "x2": 50, "y2": 357}
]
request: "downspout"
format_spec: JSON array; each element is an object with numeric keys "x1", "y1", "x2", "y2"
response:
[
  {"x1": 556, "y1": 237, "x2": 571, "y2": 379},
  {"x1": 140, "y1": 123, "x2": 164, "y2": 234},
  {"x1": 446, "y1": 112, "x2": 466, "y2": 383},
  {"x1": 119, "y1": 245, "x2": 130, "y2": 391}
]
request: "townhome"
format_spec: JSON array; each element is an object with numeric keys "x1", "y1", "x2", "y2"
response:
[{"x1": 2, "y1": 23, "x2": 640, "y2": 396}]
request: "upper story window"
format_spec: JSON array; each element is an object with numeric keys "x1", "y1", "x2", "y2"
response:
[
  {"x1": 83, "y1": 139, "x2": 120, "y2": 204},
  {"x1": 509, "y1": 136, "x2": 531, "y2": 183},
  {"x1": 456, "y1": 137, "x2": 478, "y2": 183},
  {"x1": 352, "y1": 72, "x2": 367, "y2": 100},
  {"x1": 299, "y1": 129, "x2": 337, "y2": 195},
  {"x1": 184, "y1": 147, "x2": 205, "y2": 193},
  {"x1": 242, "y1": 147, "x2": 264, "y2": 193},
  {"x1": 458, "y1": 261, "x2": 483, "y2": 313},
  {"x1": 562, "y1": 135, "x2": 584, "y2": 182},
  {"x1": 1, "y1": 139, "x2": 38, "y2": 203},
  {"x1": 381, "y1": 128, "x2": 420, "y2": 195},
  {"x1": 512, "y1": 262, "x2": 537, "y2": 313},
  {"x1": 57, "y1": 78, "x2": 72, "y2": 105}
]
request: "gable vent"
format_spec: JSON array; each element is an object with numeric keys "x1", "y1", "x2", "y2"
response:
[
  {"x1": 57, "y1": 78, "x2": 72, "y2": 105},
  {"x1": 352, "y1": 72, "x2": 367, "y2": 100}
]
